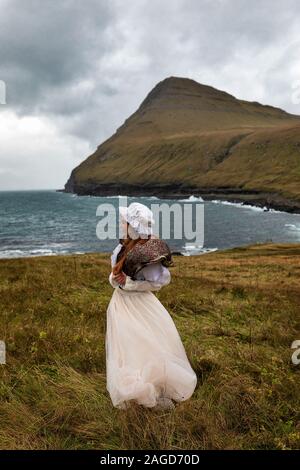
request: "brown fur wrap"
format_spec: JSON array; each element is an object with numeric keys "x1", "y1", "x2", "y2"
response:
[{"x1": 118, "y1": 239, "x2": 173, "y2": 279}]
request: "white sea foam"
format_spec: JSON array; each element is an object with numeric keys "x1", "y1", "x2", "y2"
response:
[
  {"x1": 179, "y1": 195, "x2": 204, "y2": 202},
  {"x1": 285, "y1": 224, "x2": 300, "y2": 232},
  {"x1": 210, "y1": 199, "x2": 268, "y2": 212},
  {"x1": 0, "y1": 248, "x2": 70, "y2": 259},
  {"x1": 181, "y1": 244, "x2": 218, "y2": 256},
  {"x1": 268, "y1": 208, "x2": 284, "y2": 214},
  {"x1": 136, "y1": 195, "x2": 159, "y2": 200}
]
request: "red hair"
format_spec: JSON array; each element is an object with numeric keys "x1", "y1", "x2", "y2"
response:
[{"x1": 112, "y1": 236, "x2": 150, "y2": 276}]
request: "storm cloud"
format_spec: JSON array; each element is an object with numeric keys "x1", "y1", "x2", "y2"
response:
[{"x1": 1, "y1": 0, "x2": 300, "y2": 189}]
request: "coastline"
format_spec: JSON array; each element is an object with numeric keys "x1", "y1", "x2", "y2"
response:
[
  {"x1": 2, "y1": 189, "x2": 300, "y2": 260},
  {"x1": 60, "y1": 183, "x2": 300, "y2": 214}
]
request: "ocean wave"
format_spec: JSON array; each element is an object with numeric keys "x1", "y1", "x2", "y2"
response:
[
  {"x1": 211, "y1": 200, "x2": 268, "y2": 212},
  {"x1": 268, "y1": 208, "x2": 285, "y2": 214},
  {"x1": 0, "y1": 248, "x2": 69, "y2": 259},
  {"x1": 285, "y1": 224, "x2": 300, "y2": 232},
  {"x1": 179, "y1": 195, "x2": 204, "y2": 202},
  {"x1": 181, "y1": 244, "x2": 218, "y2": 256}
]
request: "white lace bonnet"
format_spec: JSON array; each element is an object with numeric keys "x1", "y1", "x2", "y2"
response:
[{"x1": 119, "y1": 202, "x2": 155, "y2": 238}]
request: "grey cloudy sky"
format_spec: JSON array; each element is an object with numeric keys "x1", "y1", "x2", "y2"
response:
[{"x1": 0, "y1": 0, "x2": 300, "y2": 190}]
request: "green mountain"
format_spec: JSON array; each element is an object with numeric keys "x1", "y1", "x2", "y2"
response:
[{"x1": 64, "y1": 76, "x2": 300, "y2": 211}]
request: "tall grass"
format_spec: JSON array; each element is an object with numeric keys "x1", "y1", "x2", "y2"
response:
[{"x1": 0, "y1": 243, "x2": 300, "y2": 449}]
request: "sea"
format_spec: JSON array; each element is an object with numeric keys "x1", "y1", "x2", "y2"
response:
[{"x1": 0, "y1": 190, "x2": 300, "y2": 259}]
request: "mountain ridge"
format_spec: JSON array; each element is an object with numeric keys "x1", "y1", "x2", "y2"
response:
[{"x1": 64, "y1": 76, "x2": 300, "y2": 212}]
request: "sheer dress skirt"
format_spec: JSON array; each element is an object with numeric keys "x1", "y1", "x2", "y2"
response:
[{"x1": 105, "y1": 286, "x2": 197, "y2": 408}]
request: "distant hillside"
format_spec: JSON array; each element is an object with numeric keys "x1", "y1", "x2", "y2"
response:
[{"x1": 64, "y1": 76, "x2": 300, "y2": 212}]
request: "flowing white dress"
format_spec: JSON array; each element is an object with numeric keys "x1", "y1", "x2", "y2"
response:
[{"x1": 105, "y1": 243, "x2": 197, "y2": 409}]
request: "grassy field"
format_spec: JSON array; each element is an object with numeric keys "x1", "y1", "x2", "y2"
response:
[{"x1": 0, "y1": 243, "x2": 300, "y2": 450}]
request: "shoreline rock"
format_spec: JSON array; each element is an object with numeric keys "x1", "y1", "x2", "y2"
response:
[{"x1": 60, "y1": 182, "x2": 300, "y2": 214}]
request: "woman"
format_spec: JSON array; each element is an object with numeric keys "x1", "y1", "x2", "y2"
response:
[{"x1": 106, "y1": 202, "x2": 197, "y2": 409}]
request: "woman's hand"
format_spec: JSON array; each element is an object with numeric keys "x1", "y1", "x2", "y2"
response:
[{"x1": 112, "y1": 272, "x2": 126, "y2": 286}]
